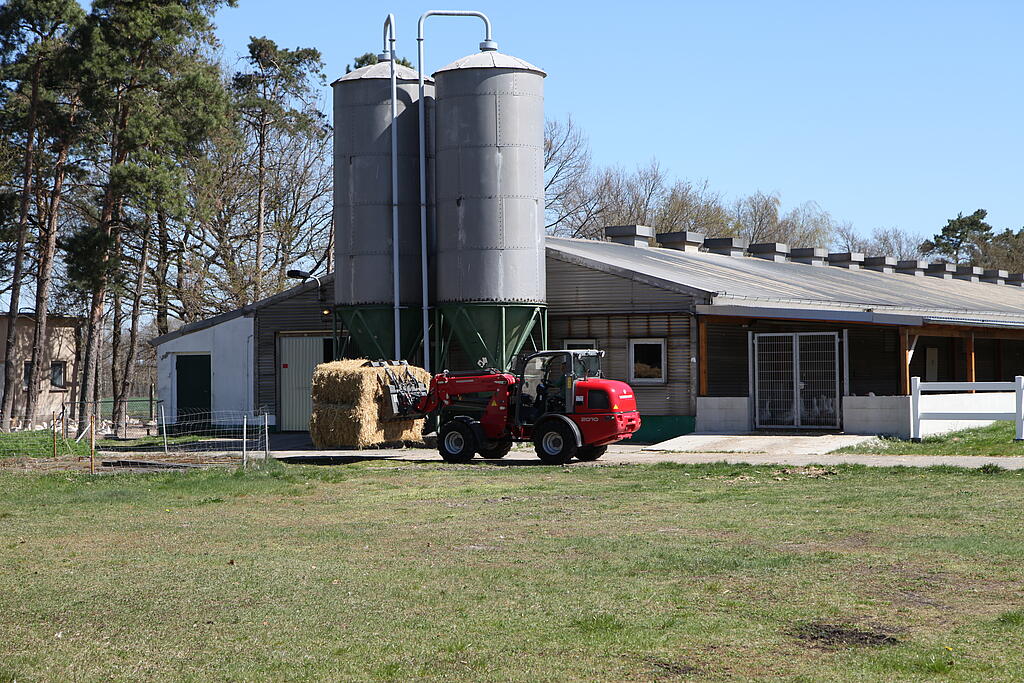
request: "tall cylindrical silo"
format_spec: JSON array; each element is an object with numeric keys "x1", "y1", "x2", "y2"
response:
[
  {"x1": 332, "y1": 61, "x2": 433, "y2": 360},
  {"x1": 432, "y1": 51, "x2": 547, "y2": 370}
]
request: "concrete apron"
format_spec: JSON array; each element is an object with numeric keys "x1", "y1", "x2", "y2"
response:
[{"x1": 644, "y1": 432, "x2": 876, "y2": 456}]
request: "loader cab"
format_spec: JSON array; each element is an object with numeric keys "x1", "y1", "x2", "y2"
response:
[{"x1": 515, "y1": 350, "x2": 604, "y2": 425}]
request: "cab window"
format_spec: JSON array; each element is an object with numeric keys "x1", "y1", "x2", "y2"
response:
[{"x1": 587, "y1": 390, "x2": 610, "y2": 410}]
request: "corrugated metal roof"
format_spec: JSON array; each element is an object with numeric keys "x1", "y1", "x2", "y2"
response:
[
  {"x1": 546, "y1": 237, "x2": 1024, "y2": 324},
  {"x1": 332, "y1": 62, "x2": 428, "y2": 85},
  {"x1": 433, "y1": 51, "x2": 545, "y2": 77}
]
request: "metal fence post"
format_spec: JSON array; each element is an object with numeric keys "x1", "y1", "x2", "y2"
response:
[
  {"x1": 242, "y1": 414, "x2": 248, "y2": 468},
  {"x1": 52, "y1": 411, "x2": 57, "y2": 459},
  {"x1": 160, "y1": 405, "x2": 169, "y2": 457},
  {"x1": 89, "y1": 414, "x2": 96, "y2": 474},
  {"x1": 263, "y1": 413, "x2": 270, "y2": 460},
  {"x1": 1015, "y1": 376, "x2": 1024, "y2": 442},
  {"x1": 910, "y1": 376, "x2": 921, "y2": 442}
]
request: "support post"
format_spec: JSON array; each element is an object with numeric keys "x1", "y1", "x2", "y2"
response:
[
  {"x1": 264, "y1": 413, "x2": 270, "y2": 460},
  {"x1": 698, "y1": 317, "x2": 708, "y2": 396},
  {"x1": 52, "y1": 411, "x2": 57, "y2": 459},
  {"x1": 160, "y1": 405, "x2": 169, "y2": 457},
  {"x1": 1016, "y1": 376, "x2": 1023, "y2": 442},
  {"x1": 242, "y1": 414, "x2": 248, "y2": 468},
  {"x1": 910, "y1": 376, "x2": 921, "y2": 442},
  {"x1": 966, "y1": 333, "x2": 976, "y2": 389},
  {"x1": 899, "y1": 328, "x2": 911, "y2": 395},
  {"x1": 89, "y1": 414, "x2": 96, "y2": 474}
]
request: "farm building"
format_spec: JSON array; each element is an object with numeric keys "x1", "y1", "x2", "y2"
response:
[
  {"x1": 0, "y1": 313, "x2": 83, "y2": 427},
  {"x1": 154, "y1": 227, "x2": 1024, "y2": 441},
  {"x1": 151, "y1": 275, "x2": 336, "y2": 429}
]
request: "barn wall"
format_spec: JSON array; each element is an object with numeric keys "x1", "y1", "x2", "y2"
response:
[
  {"x1": 155, "y1": 315, "x2": 254, "y2": 423},
  {"x1": 703, "y1": 319, "x2": 902, "y2": 397},
  {"x1": 546, "y1": 257, "x2": 696, "y2": 440},
  {"x1": 254, "y1": 285, "x2": 333, "y2": 424}
]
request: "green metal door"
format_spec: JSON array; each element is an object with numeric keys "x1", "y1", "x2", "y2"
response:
[{"x1": 175, "y1": 354, "x2": 211, "y2": 422}]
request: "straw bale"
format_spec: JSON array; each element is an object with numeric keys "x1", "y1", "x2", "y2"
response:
[{"x1": 309, "y1": 359, "x2": 431, "y2": 449}]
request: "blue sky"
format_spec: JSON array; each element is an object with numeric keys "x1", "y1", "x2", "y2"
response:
[{"x1": 185, "y1": 2, "x2": 1024, "y2": 237}]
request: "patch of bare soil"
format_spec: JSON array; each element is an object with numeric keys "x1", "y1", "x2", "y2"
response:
[
  {"x1": 774, "y1": 466, "x2": 838, "y2": 479},
  {"x1": 634, "y1": 655, "x2": 703, "y2": 679},
  {"x1": 791, "y1": 621, "x2": 900, "y2": 648}
]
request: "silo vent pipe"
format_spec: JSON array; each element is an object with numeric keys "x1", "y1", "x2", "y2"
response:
[
  {"x1": 417, "y1": 10, "x2": 497, "y2": 371},
  {"x1": 382, "y1": 13, "x2": 401, "y2": 360}
]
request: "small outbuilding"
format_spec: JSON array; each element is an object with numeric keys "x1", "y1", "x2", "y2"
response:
[{"x1": 151, "y1": 275, "x2": 335, "y2": 429}]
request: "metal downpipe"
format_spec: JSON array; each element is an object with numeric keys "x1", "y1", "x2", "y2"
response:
[
  {"x1": 382, "y1": 14, "x2": 401, "y2": 360},
  {"x1": 417, "y1": 10, "x2": 497, "y2": 372}
]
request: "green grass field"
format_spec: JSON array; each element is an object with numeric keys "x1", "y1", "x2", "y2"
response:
[
  {"x1": 0, "y1": 431, "x2": 89, "y2": 458},
  {"x1": 2, "y1": 461, "x2": 1023, "y2": 681},
  {"x1": 837, "y1": 421, "x2": 1024, "y2": 456}
]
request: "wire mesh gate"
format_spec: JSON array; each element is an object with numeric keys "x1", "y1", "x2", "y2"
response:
[{"x1": 753, "y1": 332, "x2": 840, "y2": 428}]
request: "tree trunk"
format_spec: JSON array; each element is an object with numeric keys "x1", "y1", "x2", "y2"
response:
[
  {"x1": 112, "y1": 226, "x2": 151, "y2": 434},
  {"x1": 154, "y1": 211, "x2": 170, "y2": 336},
  {"x1": 24, "y1": 140, "x2": 70, "y2": 427},
  {"x1": 110, "y1": 286, "x2": 123, "y2": 421},
  {"x1": 0, "y1": 59, "x2": 42, "y2": 431},
  {"x1": 254, "y1": 114, "x2": 266, "y2": 300}
]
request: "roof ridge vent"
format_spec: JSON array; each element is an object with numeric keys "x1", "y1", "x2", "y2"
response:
[
  {"x1": 748, "y1": 242, "x2": 790, "y2": 262},
  {"x1": 926, "y1": 262, "x2": 956, "y2": 279},
  {"x1": 704, "y1": 237, "x2": 748, "y2": 257},
  {"x1": 864, "y1": 256, "x2": 897, "y2": 273},
  {"x1": 982, "y1": 268, "x2": 1008, "y2": 285},
  {"x1": 604, "y1": 224, "x2": 654, "y2": 247},
  {"x1": 828, "y1": 252, "x2": 865, "y2": 269},
  {"x1": 656, "y1": 231, "x2": 704, "y2": 252},
  {"x1": 896, "y1": 259, "x2": 928, "y2": 276},
  {"x1": 954, "y1": 265, "x2": 983, "y2": 282},
  {"x1": 791, "y1": 247, "x2": 827, "y2": 266}
]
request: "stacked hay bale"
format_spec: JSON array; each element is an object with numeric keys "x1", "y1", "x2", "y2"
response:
[{"x1": 309, "y1": 359, "x2": 432, "y2": 449}]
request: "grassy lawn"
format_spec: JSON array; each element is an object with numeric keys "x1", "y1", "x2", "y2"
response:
[
  {"x1": 3, "y1": 462, "x2": 1024, "y2": 681},
  {"x1": 837, "y1": 421, "x2": 1024, "y2": 456},
  {"x1": 0, "y1": 431, "x2": 89, "y2": 459}
]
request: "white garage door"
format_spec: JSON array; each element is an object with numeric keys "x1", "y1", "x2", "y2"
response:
[{"x1": 279, "y1": 336, "x2": 332, "y2": 431}]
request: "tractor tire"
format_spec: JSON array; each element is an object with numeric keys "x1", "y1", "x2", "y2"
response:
[
  {"x1": 438, "y1": 420, "x2": 477, "y2": 463},
  {"x1": 478, "y1": 438, "x2": 513, "y2": 459},
  {"x1": 576, "y1": 445, "x2": 607, "y2": 462},
  {"x1": 534, "y1": 421, "x2": 578, "y2": 465}
]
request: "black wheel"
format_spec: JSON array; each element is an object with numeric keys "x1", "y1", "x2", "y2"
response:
[
  {"x1": 478, "y1": 438, "x2": 513, "y2": 459},
  {"x1": 576, "y1": 445, "x2": 607, "y2": 462},
  {"x1": 438, "y1": 420, "x2": 477, "y2": 463},
  {"x1": 533, "y1": 421, "x2": 578, "y2": 465}
]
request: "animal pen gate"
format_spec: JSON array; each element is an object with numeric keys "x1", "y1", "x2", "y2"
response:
[{"x1": 752, "y1": 332, "x2": 841, "y2": 429}]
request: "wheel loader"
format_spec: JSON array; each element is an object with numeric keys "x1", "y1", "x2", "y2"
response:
[{"x1": 380, "y1": 349, "x2": 641, "y2": 464}]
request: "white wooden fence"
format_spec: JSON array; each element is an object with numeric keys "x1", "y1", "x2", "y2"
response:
[{"x1": 910, "y1": 376, "x2": 1024, "y2": 441}]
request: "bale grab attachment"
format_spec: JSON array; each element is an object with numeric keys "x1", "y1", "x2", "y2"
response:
[{"x1": 366, "y1": 360, "x2": 430, "y2": 420}]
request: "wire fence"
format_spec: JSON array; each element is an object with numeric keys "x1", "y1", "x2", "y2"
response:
[{"x1": 0, "y1": 405, "x2": 272, "y2": 471}]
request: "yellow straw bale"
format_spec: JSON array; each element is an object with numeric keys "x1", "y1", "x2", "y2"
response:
[{"x1": 309, "y1": 359, "x2": 431, "y2": 449}]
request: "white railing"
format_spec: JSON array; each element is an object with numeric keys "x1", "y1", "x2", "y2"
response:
[{"x1": 910, "y1": 376, "x2": 1024, "y2": 441}]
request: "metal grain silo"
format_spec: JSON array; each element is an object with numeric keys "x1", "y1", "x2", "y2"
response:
[
  {"x1": 332, "y1": 61, "x2": 433, "y2": 360},
  {"x1": 432, "y1": 51, "x2": 547, "y2": 370}
]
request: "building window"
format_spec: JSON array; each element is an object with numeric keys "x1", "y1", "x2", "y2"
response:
[
  {"x1": 564, "y1": 339, "x2": 597, "y2": 350},
  {"x1": 51, "y1": 361, "x2": 67, "y2": 389},
  {"x1": 22, "y1": 362, "x2": 31, "y2": 390},
  {"x1": 629, "y1": 338, "x2": 666, "y2": 384}
]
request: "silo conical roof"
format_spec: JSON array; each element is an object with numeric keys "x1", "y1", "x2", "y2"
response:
[
  {"x1": 432, "y1": 51, "x2": 546, "y2": 77},
  {"x1": 331, "y1": 61, "x2": 430, "y2": 86}
]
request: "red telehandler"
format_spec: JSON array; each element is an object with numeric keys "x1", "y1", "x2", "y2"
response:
[{"x1": 380, "y1": 349, "x2": 641, "y2": 464}]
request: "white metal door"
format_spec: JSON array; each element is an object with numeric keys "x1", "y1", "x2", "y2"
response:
[
  {"x1": 754, "y1": 332, "x2": 840, "y2": 429},
  {"x1": 279, "y1": 336, "x2": 329, "y2": 431}
]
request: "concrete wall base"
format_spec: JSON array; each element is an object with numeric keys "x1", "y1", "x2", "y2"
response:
[{"x1": 696, "y1": 397, "x2": 750, "y2": 433}]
